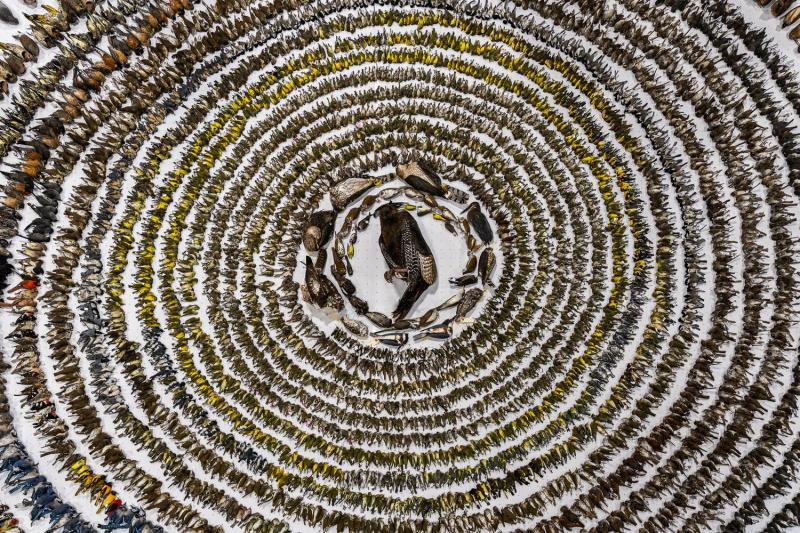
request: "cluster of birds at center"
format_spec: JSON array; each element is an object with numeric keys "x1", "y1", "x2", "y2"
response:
[{"x1": 299, "y1": 160, "x2": 498, "y2": 349}]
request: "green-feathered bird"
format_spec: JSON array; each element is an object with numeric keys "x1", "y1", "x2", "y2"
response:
[{"x1": 374, "y1": 203, "x2": 437, "y2": 319}]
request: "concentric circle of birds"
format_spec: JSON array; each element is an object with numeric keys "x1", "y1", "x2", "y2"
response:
[
  {"x1": 298, "y1": 161, "x2": 498, "y2": 349},
  {"x1": 0, "y1": 0, "x2": 799, "y2": 532}
]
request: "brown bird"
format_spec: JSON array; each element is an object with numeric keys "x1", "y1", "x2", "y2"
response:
[
  {"x1": 396, "y1": 161, "x2": 446, "y2": 197},
  {"x1": 300, "y1": 256, "x2": 343, "y2": 311},
  {"x1": 302, "y1": 210, "x2": 335, "y2": 252},
  {"x1": 462, "y1": 201, "x2": 493, "y2": 244},
  {"x1": 374, "y1": 203, "x2": 437, "y2": 319}
]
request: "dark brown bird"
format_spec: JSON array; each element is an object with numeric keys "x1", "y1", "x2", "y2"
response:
[
  {"x1": 302, "y1": 210, "x2": 335, "y2": 252},
  {"x1": 449, "y1": 274, "x2": 477, "y2": 287},
  {"x1": 374, "y1": 203, "x2": 437, "y2": 319},
  {"x1": 300, "y1": 256, "x2": 343, "y2": 311},
  {"x1": 0, "y1": 2, "x2": 18, "y2": 24},
  {"x1": 462, "y1": 201, "x2": 493, "y2": 244},
  {"x1": 478, "y1": 248, "x2": 496, "y2": 285},
  {"x1": 396, "y1": 161, "x2": 446, "y2": 197}
]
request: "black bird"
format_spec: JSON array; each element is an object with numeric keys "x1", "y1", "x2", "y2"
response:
[
  {"x1": 396, "y1": 161, "x2": 446, "y2": 197},
  {"x1": 302, "y1": 210, "x2": 335, "y2": 252},
  {"x1": 374, "y1": 203, "x2": 437, "y2": 319},
  {"x1": 462, "y1": 202, "x2": 493, "y2": 244},
  {"x1": 300, "y1": 256, "x2": 343, "y2": 311}
]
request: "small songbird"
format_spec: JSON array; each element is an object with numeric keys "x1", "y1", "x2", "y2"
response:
[
  {"x1": 303, "y1": 210, "x2": 336, "y2": 252},
  {"x1": 374, "y1": 203, "x2": 437, "y2": 319},
  {"x1": 449, "y1": 274, "x2": 477, "y2": 287},
  {"x1": 300, "y1": 256, "x2": 343, "y2": 311},
  {"x1": 396, "y1": 161, "x2": 446, "y2": 197},
  {"x1": 462, "y1": 202, "x2": 493, "y2": 244}
]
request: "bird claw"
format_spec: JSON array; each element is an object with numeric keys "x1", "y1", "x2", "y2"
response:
[{"x1": 384, "y1": 268, "x2": 407, "y2": 282}]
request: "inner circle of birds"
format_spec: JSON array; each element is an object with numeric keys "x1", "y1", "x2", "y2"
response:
[{"x1": 299, "y1": 161, "x2": 496, "y2": 349}]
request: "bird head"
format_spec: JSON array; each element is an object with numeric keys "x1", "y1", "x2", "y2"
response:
[
  {"x1": 303, "y1": 226, "x2": 322, "y2": 251},
  {"x1": 395, "y1": 163, "x2": 410, "y2": 179},
  {"x1": 460, "y1": 201, "x2": 479, "y2": 215},
  {"x1": 373, "y1": 202, "x2": 399, "y2": 219}
]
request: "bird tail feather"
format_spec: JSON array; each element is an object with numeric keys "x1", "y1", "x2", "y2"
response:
[{"x1": 394, "y1": 282, "x2": 426, "y2": 319}]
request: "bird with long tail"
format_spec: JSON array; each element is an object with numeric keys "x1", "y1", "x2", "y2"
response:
[{"x1": 374, "y1": 202, "x2": 437, "y2": 319}]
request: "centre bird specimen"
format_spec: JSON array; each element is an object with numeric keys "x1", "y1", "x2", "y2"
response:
[{"x1": 374, "y1": 202, "x2": 437, "y2": 319}]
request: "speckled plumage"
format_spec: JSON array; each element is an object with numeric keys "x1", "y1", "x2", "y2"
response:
[{"x1": 375, "y1": 203, "x2": 437, "y2": 319}]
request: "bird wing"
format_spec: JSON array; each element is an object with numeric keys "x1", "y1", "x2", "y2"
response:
[
  {"x1": 379, "y1": 233, "x2": 403, "y2": 270},
  {"x1": 406, "y1": 222, "x2": 436, "y2": 285},
  {"x1": 418, "y1": 252, "x2": 437, "y2": 285},
  {"x1": 416, "y1": 160, "x2": 442, "y2": 186}
]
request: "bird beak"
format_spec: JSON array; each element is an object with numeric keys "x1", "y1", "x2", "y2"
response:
[{"x1": 460, "y1": 205, "x2": 471, "y2": 214}]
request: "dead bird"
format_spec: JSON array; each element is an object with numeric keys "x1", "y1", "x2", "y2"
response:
[
  {"x1": 329, "y1": 266, "x2": 355, "y2": 296},
  {"x1": 0, "y1": 2, "x2": 18, "y2": 25},
  {"x1": 463, "y1": 254, "x2": 477, "y2": 274},
  {"x1": 330, "y1": 176, "x2": 380, "y2": 211},
  {"x1": 455, "y1": 288, "x2": 483, "y2": 321},
  {"x1": 377, "y1": 333, "x2": 407, "y2": 349},
  {"x1": 365, "y1": 311, "x2": 392, "y2": 328},
  {"x1": 462, "y1": 201, "x2": 493, "y2": 244},
  {"x1": 300, "y1": 256, "x2": 343, "y2": 311},
  {"x1": 437, "y1": 292, "x2": 463, "y2": 311},
  {"x1": 396, "y1": 160, "x2": 446, "y2": 196},
  {"x1": 416, "y1": 307, "x2": 439, "y2": 328},
  {"x1": 478, "y1": 248, "x2": 496, "y2": 285},
  {"x1": 450, "y1": 274, "x2": 477, "y2": 287},
  {"x1": 303, "y1": 210, "x2": 335, "y2": 252},
  {"x1": 414, "y1": 319, "x2": 452, "y2": 341},
  {"x1": 341, "y1": 316, "x2": 368, "y2": 337},
  {"x1": 347, "y1": 293, "x2": 369, "y2": 315},
  {"x1": 374, "y1": 202, "x2": 437, "y2": 319},
  {"x1": 315, "y1": 248, "x2": 328, "y2": 271},
  {"x1": 374, "y1": 318, "x2": 417, "y2": 335},
  {"x1": 784, "y1": 5, "x2": 800, "y2": 26}
]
